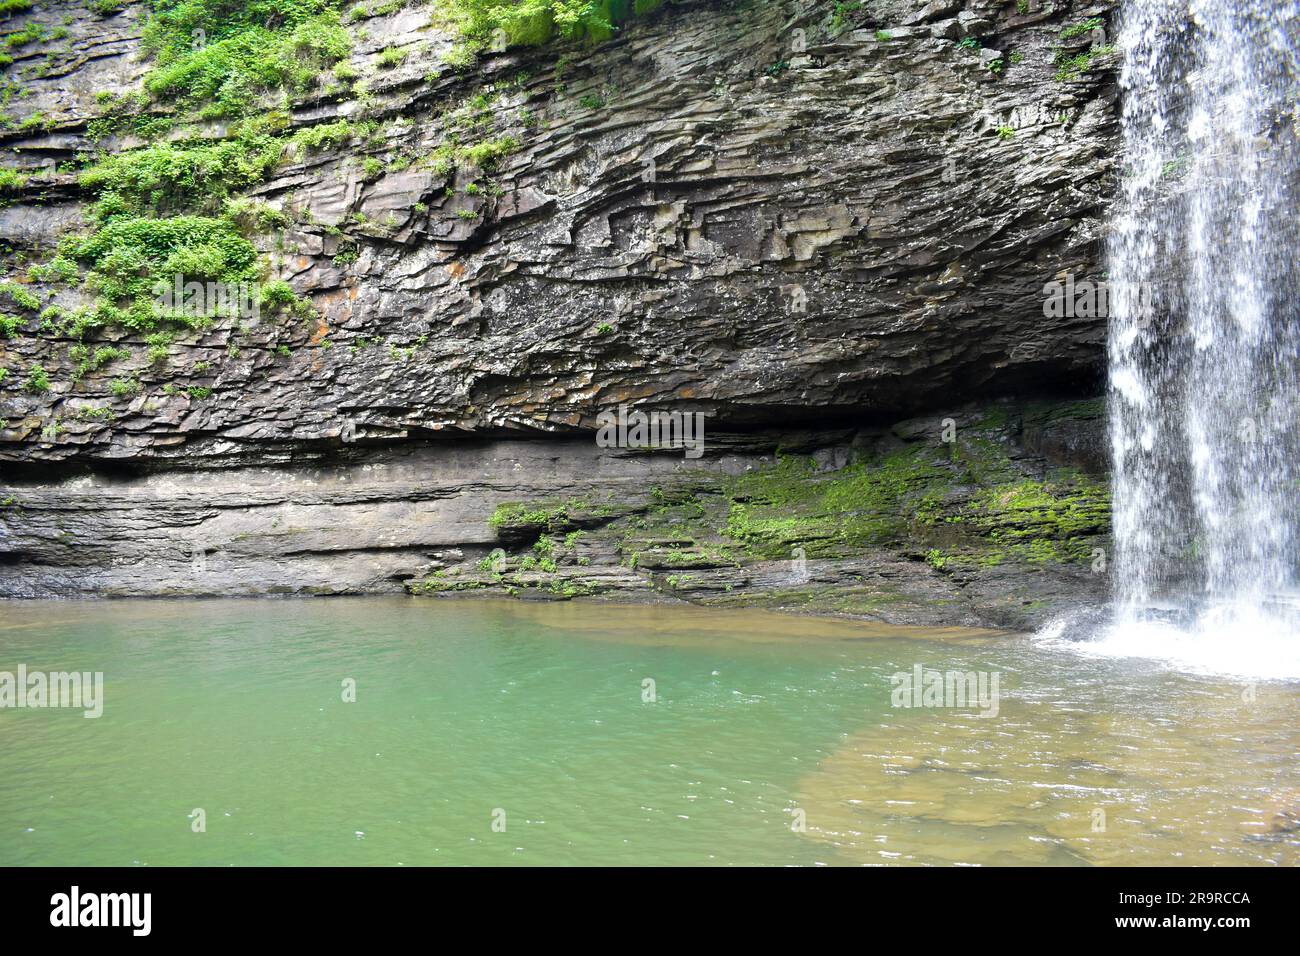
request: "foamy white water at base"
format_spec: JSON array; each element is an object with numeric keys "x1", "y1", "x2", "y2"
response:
[{"x1": 1038, "y1": 603, "x2": 1300, "y2": 682}]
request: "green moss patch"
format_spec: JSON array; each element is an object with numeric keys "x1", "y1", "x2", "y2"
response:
[
  {"x1": 722, "y1": 446, "x2": 952, "y2": 559},
  {"x1": 962, "y1": 475, "x2": 1110, "y2": 563}
]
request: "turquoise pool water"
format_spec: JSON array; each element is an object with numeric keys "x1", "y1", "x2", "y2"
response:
[{"x1": 1, "y1": 598, "x2": 1296, "y2": 866}]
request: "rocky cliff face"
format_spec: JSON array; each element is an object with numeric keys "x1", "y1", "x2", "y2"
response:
[{"x1": 0, "y1": 0, "x2": 1119, "y2": 625}]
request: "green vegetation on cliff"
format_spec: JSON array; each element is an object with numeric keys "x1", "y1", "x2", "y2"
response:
[
  {"x1": 79, "y1": 134, "x2": 286, "y2": 218},
  {"x1": 3, "y1": 3, "x2": 366, "y2": 363},
  {"x1": 59, "y1": 216, "x2": 259, "y2": 333},
  {"x1": 0, "y1": 0, "x2": 670, "y2": 366},
  {"x1": 141, "y1": 0, "x2": 352, "y2": 118},
  {"x1": 2, "y1": 0, "x2": 569, "y2": 356},
  {"x1": 133, "y1": 0, "x2": 659, "y2": 122},
  {"x1": 437, "y1": 0, "x2": 663, "y2": 50}
]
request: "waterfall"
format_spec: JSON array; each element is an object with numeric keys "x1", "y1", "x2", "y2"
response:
[{"x1": 1096, "y1": 0, "x2": 1300, "y2": 677}]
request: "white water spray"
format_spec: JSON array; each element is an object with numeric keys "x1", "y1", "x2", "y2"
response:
[{"x1": 1084, "y1": 0, "x2": 1300, "y2": 678}]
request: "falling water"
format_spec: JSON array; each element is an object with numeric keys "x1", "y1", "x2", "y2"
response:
[{"x1": 1093, "y1": 0, "x2": 1300, "y2": 677}]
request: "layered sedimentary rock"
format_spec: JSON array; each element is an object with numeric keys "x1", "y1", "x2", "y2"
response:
[
  {"x1": 1, "y1": 397, "x2": 1111, "y2": 628},
  {"x1": 0, "y1": 0, "x2": 1119, "y2": 622}
]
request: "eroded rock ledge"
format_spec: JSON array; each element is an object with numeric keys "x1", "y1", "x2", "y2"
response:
[{"x1": 1, "y1": 397, "x2": 1110, "y2": 628}]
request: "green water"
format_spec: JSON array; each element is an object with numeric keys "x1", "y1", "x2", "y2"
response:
[{"x1": 1, "y1": 598, "x2": 1297, "y2": 866}]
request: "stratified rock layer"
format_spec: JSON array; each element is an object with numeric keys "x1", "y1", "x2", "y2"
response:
[
  {"x1": 0, "y1": 0, "x2": 1119, "y2": 617},
  {"x1": 2, "y1": 397, "x2": 1111, "y2": 629}
]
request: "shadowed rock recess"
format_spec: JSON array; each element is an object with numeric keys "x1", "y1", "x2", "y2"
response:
[{"x1": 0, "y1": 0, "x2": 1119, "y2": 626}]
